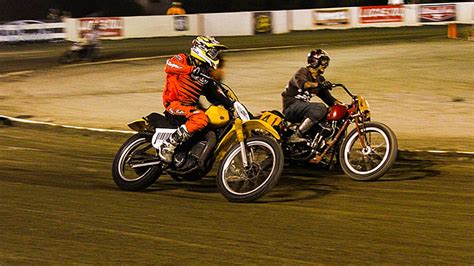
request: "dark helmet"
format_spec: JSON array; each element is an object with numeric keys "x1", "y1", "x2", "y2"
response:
[{"x1": 307, "y1": 49, "x2": 331, "y2": 68}]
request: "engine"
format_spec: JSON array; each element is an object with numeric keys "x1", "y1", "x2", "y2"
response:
[
  {"x1": 174, "y1": 140, "x2": 207, "y2": 171},
  {"x1": 283, "y1": 121, "x2": 338, "y2": 161}
]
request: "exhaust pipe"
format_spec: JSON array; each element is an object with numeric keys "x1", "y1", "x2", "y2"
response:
[{"x1": 131, "y1": 160, "x2": 162, "y2": 169}]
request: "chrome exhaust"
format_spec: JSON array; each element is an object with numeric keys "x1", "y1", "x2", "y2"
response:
[{"x1": 131, "y1": 161, "x2": 162, "y2": 169}]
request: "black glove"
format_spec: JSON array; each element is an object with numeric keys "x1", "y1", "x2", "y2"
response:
[
  {"x1": 192, "y1": 67, "x2": 201, "y2": 76},
  {"x1": 319, "y1": 80, "x2": 332, "y2": 91}
]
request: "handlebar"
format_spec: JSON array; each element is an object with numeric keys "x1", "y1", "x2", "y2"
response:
[{"x1": 331, "y1": 83, "x2": 355, "y2": 98}]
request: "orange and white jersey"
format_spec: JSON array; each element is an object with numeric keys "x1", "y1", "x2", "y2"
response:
[{"x1": 163, "y1": 53, "x2": 205, "y2": 106}]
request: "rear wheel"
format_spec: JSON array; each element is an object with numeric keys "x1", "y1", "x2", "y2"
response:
[
  {"x1": 89, "y1": 47, "x2": 101, "y2": 61},
  {"x1": 339, "y1": 122, "x2": 398, "y2": 181},
  {"x1": 112, "y1": 134, "x2": 163, "y2": 191},
  {"x1": 217, "y1": 136, "x2": 284, "y2": 203}
]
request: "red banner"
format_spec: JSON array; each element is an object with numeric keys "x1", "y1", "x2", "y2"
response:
[
  {"x1": 360, "y1": 5, "x2": 403, "y2": 23},
  {"x1": 420, "y1": 4, "x2": 456, "y2": 22},
  {"x1": 78, "y1": 17, "x2": 123, "y2": 37}
]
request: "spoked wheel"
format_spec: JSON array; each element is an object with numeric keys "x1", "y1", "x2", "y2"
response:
[
  {"x1": 339, "y1": 122, "x2": 398, "y2": 181},
  {"x1": 112, "y1": 134, "x2": 163, "y2": 191},
  {"x1": 217, "y1": 136, "x2": 284, "y2": 203}
]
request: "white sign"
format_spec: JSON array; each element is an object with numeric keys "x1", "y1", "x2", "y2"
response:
[{"x1": 0, "y1": 20, "x2": 65, "y2": 42}]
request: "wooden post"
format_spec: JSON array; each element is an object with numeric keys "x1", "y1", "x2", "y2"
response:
[
  {"x1": 448, "y1": 23, "x2": 457, "y2": 39},
  {"x1": 469, "y1": 25, "x2": 474, "y2": 41}
]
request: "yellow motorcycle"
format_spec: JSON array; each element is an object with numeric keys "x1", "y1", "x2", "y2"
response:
[{"x1": 112, "y1": 78, "x2": 284, "y2": 202}]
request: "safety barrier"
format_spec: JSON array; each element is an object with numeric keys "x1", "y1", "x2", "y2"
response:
[
  {"x1": 0, "y1": 20, "x2": 65, "y2": 43},
  {"x1": 1, "y1": 3, "x2": 472, "y2": 42}
]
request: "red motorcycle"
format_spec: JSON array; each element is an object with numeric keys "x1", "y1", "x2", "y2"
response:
[{"x1": 259, "y1": 83, "x2": 398, "y2": 181}]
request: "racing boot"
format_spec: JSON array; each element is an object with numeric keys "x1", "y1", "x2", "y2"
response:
[
  {"x1": 287, "y1": 118, "x2": 315, "y2": 143},
  {"x1": 158, "y1": 125, "x2": 191, "y2": 164}
]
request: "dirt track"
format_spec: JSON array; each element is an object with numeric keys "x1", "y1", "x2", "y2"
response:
[
  {"x1": 0, "y1": 122, "x2": 473, "y2": 263},
  {"x1": 1, "y1": 28, "x2": 473, "y2": 263},
  {"x1": 1, "y1": 38, "x2": 473, "y2": 151}
]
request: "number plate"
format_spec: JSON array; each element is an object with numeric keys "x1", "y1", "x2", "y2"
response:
[{"x1": 259, "y1": 111, "x2": 282, "y2": 127}]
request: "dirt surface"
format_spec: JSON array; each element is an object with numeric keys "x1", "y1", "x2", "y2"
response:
[
  {"x1": 1, "y1": 28, "x2": 473, "y2": 264},
  {"x1": 1, "y1": 38, "x2": 473, "y2": 151},
  {"x1": 0, "y1": 122, "x2": 473, "y2": 264}
]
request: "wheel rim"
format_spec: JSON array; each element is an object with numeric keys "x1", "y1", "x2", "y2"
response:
[
  {"x1": 117, "y1": 138, "x2": 156, "y2": 181},
  {"x1": 344, "y1": 127, "x2": 390, "y2": 175},
  {"x1": 221, "y1": 140, "x2": 277, "y2": 196}
]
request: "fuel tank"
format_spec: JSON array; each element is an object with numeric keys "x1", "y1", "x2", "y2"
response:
[{"x1": 327, "y1": 105, "x2": 348, "y2": 121}]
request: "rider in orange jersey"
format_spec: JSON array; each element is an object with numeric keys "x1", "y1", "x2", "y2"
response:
[{"x1": 158, "y1": 36, "x2": 231, "y2": 163}]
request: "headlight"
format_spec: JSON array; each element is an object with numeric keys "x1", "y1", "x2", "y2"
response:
[{"x1": 234, "y1": 101, "x2": 250, "y2": 121}]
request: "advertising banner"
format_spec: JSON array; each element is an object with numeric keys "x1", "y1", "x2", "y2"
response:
[
  {"x1": 78, "y1": 17, "x2": 123, "y2": 37},
  {"x1": 360, "y1": 5, "x2": 404, "y2": 23},
  {"x1": 174, "y1": 16, "x2": 189, "y2": 31},
  {"x1": 253, "y1": 12, "x2": 272, "y2": 34},
  {"x1": 313, "y1": 8, "x2": 350, "y2": 26},
  {"x1": 0, "y1": 20, "x2": 65, "y2": 42},
  {"x1": 420, "y1": 4, "x2": 456, "y2": 22}
]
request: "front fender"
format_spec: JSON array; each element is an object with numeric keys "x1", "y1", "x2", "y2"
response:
[{"x1": 215, "y1": 119, "x2": 281, "y2": 161}]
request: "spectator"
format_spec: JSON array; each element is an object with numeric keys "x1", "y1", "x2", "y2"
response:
[
  {"x1": 166, "y1": 1, "x2": 186, "y2": 15},
  {"x1": 47, "y1": 8, "x2": 61, "y2": 21}
]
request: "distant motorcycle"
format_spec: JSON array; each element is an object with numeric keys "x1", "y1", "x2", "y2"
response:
[
  {"x1": 259, "y1": 83, "x2": 398, "y2": 181},
  {"x1": 58, "y1": 42, "x2": 101, "y2": 63},
  {"x1": 112, "y1": 74, "x2": 284, "y2": 202}
]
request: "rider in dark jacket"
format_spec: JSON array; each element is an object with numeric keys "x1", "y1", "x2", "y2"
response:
[{"x1": 281, "y1": 49, "x2": 343, "y2": 142}]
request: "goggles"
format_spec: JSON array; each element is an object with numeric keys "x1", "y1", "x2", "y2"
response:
[
  {"x1": 319, "y1": 56, "x2": 330, "y2": 67},
  {"x1": 206, "y1": 48, "x2": 219, "y2": 60}
]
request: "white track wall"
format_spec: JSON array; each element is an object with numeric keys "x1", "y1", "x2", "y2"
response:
[
  {"x1": 64, "y1": 2, "x2": 474, "y2": 41},
  {"x1": 202, "y1": 12, "x2": 253, "y2": 36},
  {"x1": 457, "y1": 2, "x2": 474, "y2": 21},
  {"x1": 123, "y1": 15, "x2": 199, "y2": 38}
]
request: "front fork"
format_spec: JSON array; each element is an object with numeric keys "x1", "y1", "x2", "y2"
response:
[
  {"x1": 354, "y1": 117, "x2": 369, "y2": 150},
  {"x1": 234, "y1": 118, "x2": 249, "y2": 168}
]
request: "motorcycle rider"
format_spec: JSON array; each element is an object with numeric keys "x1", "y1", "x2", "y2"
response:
[
  {"x1": 158, "y1": 36, "x2": 232, "y2": 163},
  {"x1": 281, "y1": 49, "x2": 343, "y2": 142},
  {"x1": 82, "y1": 22, "x2": 101, "y2": 58}
]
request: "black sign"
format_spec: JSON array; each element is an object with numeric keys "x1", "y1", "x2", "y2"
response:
[{"x1": 174, "y1": 16, "x2": 189, "y2": 31}]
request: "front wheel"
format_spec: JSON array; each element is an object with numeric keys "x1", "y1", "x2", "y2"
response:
[
  {"x1": 58, "y1": 50, "x2": 77, "y2": 64},
  {"x1": 339, "y1": 122, "x2": 398, "y2": 181},
  {"x1": 217, "y1": 136, "x2": 284, "y2": 203},
  {"x1": 112, "y1": 134, "x2": 163, "y2": 191}
]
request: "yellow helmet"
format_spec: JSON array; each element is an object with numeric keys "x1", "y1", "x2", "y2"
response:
[{"x1": 190, "y1": 36, "x2": 228, "y2": 69}]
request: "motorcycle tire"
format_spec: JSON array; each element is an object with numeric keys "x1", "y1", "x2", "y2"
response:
[
  {"x1": 89, "y1": 49, "x2": 101, "y2": 61},
  {"x1": 217, "y1": 136, "x2": 284, "y2": 203},
  {"x1": 58, "y1": 50, "x2": 76, "y2": 64},
  {"x1": 339, "y1": 122, "x2": 398, "y2": 181},
  {"x1": 112, "y1": 134, "x2": 163, "y2": 191}
]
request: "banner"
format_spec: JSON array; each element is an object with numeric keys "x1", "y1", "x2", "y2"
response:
[
  {"x1": 420, "y1": 4, "x2": 456, "y2": 22},
  {"x1": 253, "y1": 12, "x2": 272, "y2": 34},
  {"x1": 313, "y1": 8, "x2": 350, "y2": 26},
  {"x1": 0, "y1": 20, "x2": 65, "y2": 42},
  {"x1": 78, "y1": 17, "x2": 123, "y2": 37},
  {"x1": 174, "y1": 16, "x2": 189, "y2": 31},
  {"x1": 360, "y1": 5, "x2": 404, "y2": 23}
]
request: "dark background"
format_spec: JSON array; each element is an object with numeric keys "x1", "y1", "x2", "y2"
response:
[{"x1": 0, "y1": 0, "x2": 470, "y2": 21}]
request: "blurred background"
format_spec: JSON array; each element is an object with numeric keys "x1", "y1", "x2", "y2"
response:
[{"x1": 1, "y1": 0, "x2": 473, "y2": 21}]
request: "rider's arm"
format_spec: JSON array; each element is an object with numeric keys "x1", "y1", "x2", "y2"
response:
[
  {"x1": 293, "y1": 68, "x2": 324, "y2": 94},
  {"x1": 315, "y1": 76, "x2": 340, "y2": 106},
  {"x1": 318, "y1": 89, "x2": 338, "y2": 106},
  {"x1": 203, "y1": 82, "x2": 234, "y2": 110},
  {"x1": 164, "y1": 54, "x2": 194, "y2": 75}
]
